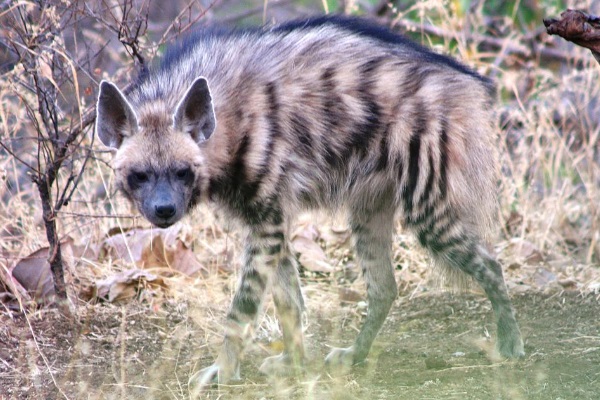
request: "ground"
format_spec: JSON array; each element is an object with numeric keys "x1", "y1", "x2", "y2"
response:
[{"x1": 1, "y1": 282, "x2": 599, "y2": 400}]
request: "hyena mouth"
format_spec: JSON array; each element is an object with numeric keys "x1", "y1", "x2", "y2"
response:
[
  {"x1": 154, "y1": 221, "x2": 175, "y2": 229},
  {"x1": 149, "y1": 215, "x2": 180, "y2": 229},
  {"x1": 146, "y1": 213, "x2": 179, "y2": 229}
]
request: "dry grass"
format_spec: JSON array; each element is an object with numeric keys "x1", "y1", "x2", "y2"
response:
[{"x1": 1, "y1": 0, "x2": 600, "y2": 398}]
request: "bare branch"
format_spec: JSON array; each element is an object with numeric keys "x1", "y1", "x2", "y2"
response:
[
  {"x1": 544, "y1": 9, "x2": 600, "y2": 64},
  {"x1": 0, "y1": 0, "x2": 151, "y2": 307},
  {"x1": 390, "y1": 17, "x2": 590, "y2": 65}
]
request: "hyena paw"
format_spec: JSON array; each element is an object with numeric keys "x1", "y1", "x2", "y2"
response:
[
  {"x1": 496, "y1": 318, "x2": 525, "y2": 358},
  {"x1": 324, "y1": 346, "x2": 355, "y2": 371},
  {"x1": 259, "y1": 353, "x2": 303, "y2": 376},
  {"x1": 189, "y1": 362, "x2": 241, "y2": 388},
  {"x1": 497, "y1": 332, "x2": 525, "y2": 358}
]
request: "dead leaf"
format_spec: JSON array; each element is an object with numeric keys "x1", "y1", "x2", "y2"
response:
[
  {"x1": 507, "y1": 262, "x2": 521, "y2": 271},
  {"x1": 11, "y1": 247, "x2": 53, "y2": 302},
  {"x1": 94, "y1": 269, "x2": 166, "y2": 303},
  {"x1": 338, "y1": 287, "x2": 363, "y2": 303},
  {"x1": 292, "y1": 236, "x2": 333, "y2": 273},
  {"x1": 544, "y1": 10, "x2": 600, "y2": 56},
  {"x1": 292, "y1": 236, "x2": 325, "y2": 258},
  {"x1": 533, "y1": 267, "x2": 557, "y2": 287},
  {"x1": 292, "y1": 222, "x2": 320, "y2": 242},
  {"x1": 10, "y1": 242, "x2": 76, "y2": 304},
  {"x1": 102, "y1": 229, "x2": 154, "y2": 262},
  {"x1": 171, "y1": 241, "x2": 208, "y2": 275},
  {"x1": 558, "y1": 278, "x2": 578, "y2": 290},
  {"x1": 509, "y1": 238, "x2": 545, "y2": 264},
  {"x1": 67, "y1": 242, "x2": 100, "y2": 264},
  {"x1": 1, "y1": 251, "x2": 29, "y2": 307},
  {"x1": 505, "y1": 211, "x2": 524, "y2": 236},
  {"x1": 298, "y1": 254, "x2": 334, "y2": 273},
  {"x1": 141, "y1": 234, "x2": 206, "y2": 276},
  {"x1": 321, "y1": 224, "x2": 351, "y2": 247},
  {"x1": 101, "y1": 227, "x2": 206, "y2": 276},
  {"x1": 38, "y1": 50, "x2": 59, "y2": 89},
  {"x1": 330, "y1": 224, "x2": 350, "y2": 234}
]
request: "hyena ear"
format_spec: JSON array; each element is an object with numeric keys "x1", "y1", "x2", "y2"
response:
[
  {"x1": 173, "y1": 77, "x2": 216, "y2": 143},
  {"x1": 96, "y1": 81, "x2": 138, "y2": 149}
]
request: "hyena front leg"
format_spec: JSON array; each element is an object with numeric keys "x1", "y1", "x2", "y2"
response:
[
  {"x1": 325, "y1": 205, "x2": 398, "y2": 367},
  {"x1": 195, "y1": 218, "x2": 304, "y2": 385},
  {"x1": 195, "y1": 239, "x2": 271, "y2": 385},
  {"x1": 195, "y1": 228, "x2": 276, "y2": 384}
]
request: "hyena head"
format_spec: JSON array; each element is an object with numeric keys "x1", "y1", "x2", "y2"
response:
[{"x1": 95, "y1": 77, "x2": 216, "y2": 228}]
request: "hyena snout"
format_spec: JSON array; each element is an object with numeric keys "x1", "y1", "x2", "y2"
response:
[
  {"x1": 141, "y1": 181, "x2": 186, "y2": 228},
  {"x1": 144, "y1": 198, "x2": 181, "y2": 228},
  {"x1": 155, "y1": 203, "x2": 176, "y2": 219}
]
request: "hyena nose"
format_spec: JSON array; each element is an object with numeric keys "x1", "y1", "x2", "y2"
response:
[{"x1": 155, "y1": 204, "x2": 176, "y2": 219}]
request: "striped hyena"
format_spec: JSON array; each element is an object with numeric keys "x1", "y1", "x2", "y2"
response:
[{"x1": 96, "y1": 15, "x2": 524, "y2": 384}]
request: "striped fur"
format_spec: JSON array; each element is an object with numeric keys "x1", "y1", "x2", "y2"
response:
[{"x1": 96, "y1": 15, "x2": 524, "y2": 384}]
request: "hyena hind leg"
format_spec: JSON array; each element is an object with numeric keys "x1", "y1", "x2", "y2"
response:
[
  {"x1": 428, "y1": 236, "x2": 525, "y2": 358},
  {"x1": 325, "y1": 205, "x2": 398, "y2": 368}
]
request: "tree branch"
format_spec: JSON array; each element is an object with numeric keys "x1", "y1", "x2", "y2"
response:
[
  {"x1": 544, "y1": 9, "x2": 600, "y2": 64},
  {"x1": 391, "y1": 18, "x2": 589, "y2": 65}
]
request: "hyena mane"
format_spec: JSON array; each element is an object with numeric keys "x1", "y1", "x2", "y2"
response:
[{"x1": 96, "y1": 15, "x2": 524, "y2": 385}]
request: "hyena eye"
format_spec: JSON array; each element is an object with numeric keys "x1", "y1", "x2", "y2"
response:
[
  {"x1": 127, "y1": 171, "x2": 150, "y2": 190},
  {"x1": 175, "y1": 168, "x2": 193, "y2": 181},
  {"x1": 130, "y1": 171, "x2": 149, "y2": 183}
]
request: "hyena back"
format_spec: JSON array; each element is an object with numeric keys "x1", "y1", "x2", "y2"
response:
[{"x1": 96, "y1": 15, "x2": 524, "y2": 384}]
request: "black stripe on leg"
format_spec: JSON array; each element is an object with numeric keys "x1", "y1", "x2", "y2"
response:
[
  {"x1": 258, "y1": 231, "x2": 285, "y2": 241},
  {"x1": 246, "y1": 245, "x2": 260, "y2": 258},
  {"x1": 447, "y1": 244, "x2": 477, "y2": 270},
  {"x1": 265, "y1": 243, "x2": 282, "y2": 255},
  {"x1": 426, "y1": 235, "x2": 466, "y2": 254},
  {"x1": 230, "y1": 269, "x2": 266, "y2": 320}
]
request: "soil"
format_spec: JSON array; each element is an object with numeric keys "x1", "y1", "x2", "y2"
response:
[{"x1": 1, "y1": 285, "x2": 599, "y2": 399}]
